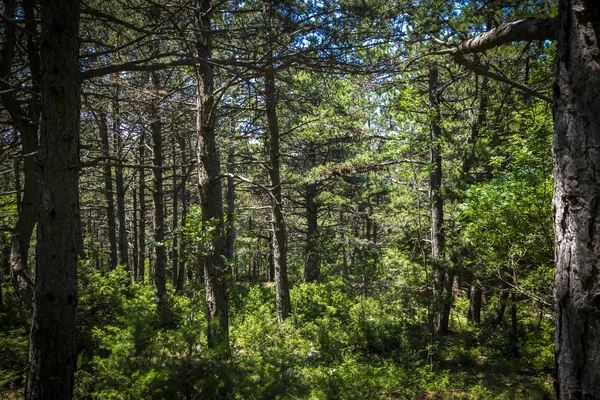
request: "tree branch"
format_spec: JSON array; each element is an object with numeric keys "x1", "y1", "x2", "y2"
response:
[{"x1": 451, "y1": 17, "x2": 558, "y2": 55}]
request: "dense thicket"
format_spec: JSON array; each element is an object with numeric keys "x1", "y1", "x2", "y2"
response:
[{"x1": 1, "y1": 0, "x2": 599, "y2": 398}]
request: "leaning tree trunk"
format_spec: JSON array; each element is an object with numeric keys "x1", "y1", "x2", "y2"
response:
[
  {"x1": 25, "y1": 0, "x2": 80, "y2": 398},
  {"x1": 195, "y1": 0, "x2": 229, "y2": 354},
  {"x1": 553, "y1": 1, "x2": 600, "y2": 397}
]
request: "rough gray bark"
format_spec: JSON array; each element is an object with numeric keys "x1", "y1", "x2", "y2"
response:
[
  {"x1": 98, "y1": 113, "x2": 118, "y2": 270},
  {"x1": 195, "y1": 0, "x2": 229, "y2": 353},
  {"x1": 25, "y1": 0, "x2": 80, "y2": 398},
  {"x1": 553, "y1": 1, "x2": 600, "y2": 397}
]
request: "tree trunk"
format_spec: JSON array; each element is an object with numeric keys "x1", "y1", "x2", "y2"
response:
[
  {"x1": 265, "y1": 64, "x2": 291, "y2": 322},
  {"x1": 172, "y1": 135, "x2": 179, "y2": 288},
  {"x1": 553, "y1": 1, "x2": 600, "y2": 397},
  {"x1": 132, "y1": 189, "x2": 139, "y2": 281},
  {"x1": 428, "y1": 68, "x2": 448, "y2": 335},
  {"x1": 2, "y1": 0, "x2": 39, "y2": 307},
  {"x1": 178, "y1": 186, "x2": 188, "y2": 293},
  {"x1": 25, "y1": 0, "x2": 80, "y2": 398},
  {"x1": 267, "y1": 233, "x2": 275, "y2": 283},
  {"x1": 225, "y1": 151, "x2": 235, "y2": 275},
  {"x1": 113, "y1": 102, "x2": 129, "y2": 275},
  {"x1": 494, "y1": 289, "x2": 510, "y2": 325},
  {"x1": 195, "y1": 0, "x2": 229, "y2": 353},
  {"x1": 468, "y1": 281, "x2": 482, "y2": 324},
  {"x1": 98, "y1": 112, "x2": 118, "y2": 270},
  {"x1": 304, "y1": 182, "x2": 320, "y2": 282},
  {"x1": 138, "y1": 132, "x2": 146, "y2": 282},
  {"x1": 150, "y1": 72, "x2": 167, "y2": 308}
]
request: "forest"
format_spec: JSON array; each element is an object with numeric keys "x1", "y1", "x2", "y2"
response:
[{"x1": 0, "y1": 0, "x2": 599, "y2": 399}]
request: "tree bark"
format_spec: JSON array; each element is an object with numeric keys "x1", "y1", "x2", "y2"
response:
[
  {"x1": 553, "y1": 1, "x2": 600, "y2": 397},
  {"x1": 428, "y1": 68, "x2": 449, "y2": 335},
  {"x1": 265, "y1": 65, "x2": 292, "y2": 322},
  {"x1": 451, "y1": 18, "x2": 558, "y2": 56},
  {"x1": 98, "y1": 113, "x2": 118, "y2": 270},
  {"x1": 25, "y1": 0, "x2": 80, "y2": 398},
  {"x1": 195, "y1": 0, "x2": 229, "y2": 353}
]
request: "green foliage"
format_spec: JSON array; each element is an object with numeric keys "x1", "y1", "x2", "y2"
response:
[{"x1": 0, "y1": 282, "x2": 29, "y2": 391}]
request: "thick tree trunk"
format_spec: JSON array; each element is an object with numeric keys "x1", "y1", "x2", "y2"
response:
[
  {"x1": 150, "y1": 72, "x2": 167, "y2": 308},
  {"x1": 428, "y1": 68, "x2": 449, "y2": 335},
  {"x1": 553, "y1": 1, "x2": 600, "y2": 398},
  {"x1": 98, "y1": 113, "x2": 118, "y2": 270},
  {"x1": 25, "y1": 1, "x2": 80, "y2": 398},
  {"x1": 265, "y1": 66, "x2": 291, "y2": 322},
  {"x1": 304, "y1": 182, "x2": 320, "y2": 282},
  {"x1": 195, "y1": 0, "x2": 229, "y2": 353}
]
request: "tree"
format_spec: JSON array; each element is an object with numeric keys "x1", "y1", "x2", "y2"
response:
[
  {"x1": 194, "y1": 0, "x2": 230, "y2": 352},
  {"x1": 435, "y1": 0, "x2": 599, "y2": 395},
  {"x1": 25, "y1": 0, "x2": 80, "y2": 398},
  {"x1": 553, "y1": 0, "x2": 600, "y2": 397}
]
